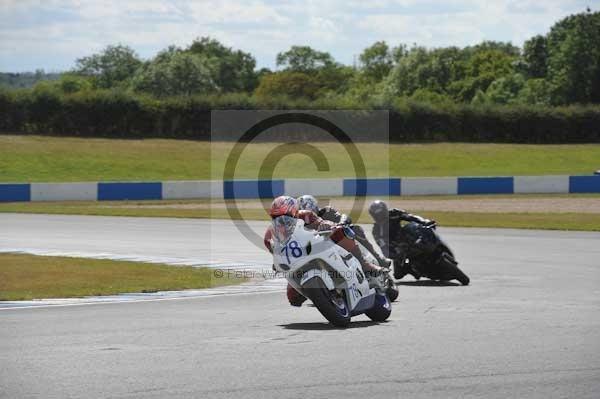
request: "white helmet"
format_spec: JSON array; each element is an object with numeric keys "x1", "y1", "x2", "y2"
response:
[{"x1": 297, "y1": 194, "x2": 318, "y2": 213}]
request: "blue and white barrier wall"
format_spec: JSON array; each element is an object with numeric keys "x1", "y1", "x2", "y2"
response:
[{"x1": 1, "y1": 175, "x2": 600, "y2": 202}]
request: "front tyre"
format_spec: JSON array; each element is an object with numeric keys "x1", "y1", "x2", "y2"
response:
[
  {"x1": 303, "y1": 278, "x2": 351, "y2": 327},
  {"x1": 453, "y1": 266, "x2": 470, "y2": 286},
  {"x1": 365, "y1": 293, "x2": 392, "y2": 322},
  {"x1": 439, "y1": 252, "x2": 470, "y2": 285},
  {"x1": 385, "y1": 286, "x2": 399, "y2": 302},
  {"x1": 385, "y1": 277, "x2": 399, "y2": 302}
]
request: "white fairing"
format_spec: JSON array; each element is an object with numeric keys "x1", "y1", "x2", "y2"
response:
[{"x1": 272, "y1": 219, "x2": 374, "y2": 312}]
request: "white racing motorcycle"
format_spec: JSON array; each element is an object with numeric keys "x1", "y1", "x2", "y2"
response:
[{"x1": 271, "y1": 215, "x2": 392, "y2": 327}]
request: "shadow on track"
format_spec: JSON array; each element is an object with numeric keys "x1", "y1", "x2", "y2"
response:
[
  {"x1": 396, "y1": 280, "x2": 461, "y2": 287},
  {"x1": 279, "y1": 320, "x2": 382, "y2": 330}
]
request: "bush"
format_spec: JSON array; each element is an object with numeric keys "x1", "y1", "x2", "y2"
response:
[
  {"x1": 0, "y1": 89, "x2": 598, "y2": 143},
  {"x1": 254, "y1": 72, "x2": 321, "y2": 100}
]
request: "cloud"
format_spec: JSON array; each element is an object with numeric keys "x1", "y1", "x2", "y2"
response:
[
  {"x1": 357, "y1": 12, "x2": 485, "y2": 46},
  {"x1": 0, "y1": 0, "x2": 596, "y2": 71},
  {"x1": 186, "y1": 1, "x2": 290, "y2": 25}
]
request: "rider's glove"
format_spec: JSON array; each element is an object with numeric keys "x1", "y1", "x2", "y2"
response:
[
  {"x1": 318, "y1": 220, "x2": 335, "y2": 231},
  {"x1": 339, "y1": 214, "x2": 352, "y2": 225}
]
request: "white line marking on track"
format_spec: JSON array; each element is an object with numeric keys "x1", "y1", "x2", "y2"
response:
[{"x1": 0, "y1": 280, "x2": 286, "y2": 310}]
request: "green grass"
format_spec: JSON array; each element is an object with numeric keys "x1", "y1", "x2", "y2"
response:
[
  {"x1": 0, "y1": 253, "x2": 246, "y2": 301},
  {"x1": 1, "y1": 195, "x2": 599, "y2": 231},
  {"x1": 421, "y1": 211, "x2": 600, "y2": 231},
  {"x1": 1, "y1": 135, "x2": 599, "y2": 182}
]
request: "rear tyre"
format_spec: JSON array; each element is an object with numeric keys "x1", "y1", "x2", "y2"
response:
[
  {"x1": 393, "y1": 263, "x2": 407, "y2": 280},
  {"x1": 365, "y1": 293, "x2": 392, "y2": 322},
  {"x1": 303, "y1": 278, "x2": 351, "y2": 327}
]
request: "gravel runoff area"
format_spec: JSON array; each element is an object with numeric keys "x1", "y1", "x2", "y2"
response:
[{"x1": 111, "y1": 197, "x2": 600, "y2": 214}]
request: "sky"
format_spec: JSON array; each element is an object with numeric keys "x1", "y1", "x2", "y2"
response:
[{"x1": 0, "y1": 0, "x2": 596, "y2": 72}]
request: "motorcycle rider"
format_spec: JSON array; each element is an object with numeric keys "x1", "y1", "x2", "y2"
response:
[
  {"x1": 297, "y1": 194, "x2": 392, "y2": 268},
  {"x1": 265, "y1": 196, "x2": 386, "y2": 307},
  {"x1": 368, "y1": 199, "x2": 435, "y2": 280}
]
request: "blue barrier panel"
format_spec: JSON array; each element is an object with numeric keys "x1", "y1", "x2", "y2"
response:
[
  {"x1": 457, "y1": 177, "x2": 513, "y2": 194},
  {"x1": 569, "y1": 175, "x2": 600, "y2": 193},
  {"x1": 223, "y1": 180, "x2": 285, "y2": 199},
  {"x1": 0, "y1": 184, "x2": 30, "y2": 202},
  {"x1": 343, "y1": 178, "x2": 401, "y2": 196},
  {"x1": 98, "y1": 182, "x2": 162, "y2": 201}
]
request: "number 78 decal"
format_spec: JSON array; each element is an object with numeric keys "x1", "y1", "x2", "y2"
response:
[{"x1": 281, "y1": 240, "x2": 303, "y2": 263}]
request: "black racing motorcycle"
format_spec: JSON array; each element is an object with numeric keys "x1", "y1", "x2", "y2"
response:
[{"x1": 392, "y1": 222, "x2": 470, "y2": 285}]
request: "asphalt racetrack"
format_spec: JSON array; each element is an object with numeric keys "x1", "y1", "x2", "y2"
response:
[{"x1": 1, "y1": 214, "x2": 600, "y2": 398}]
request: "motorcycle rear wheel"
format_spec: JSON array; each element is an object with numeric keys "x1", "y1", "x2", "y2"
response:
[{"x1": 302, "y1": 278, "x2": 351, "y2": 327}]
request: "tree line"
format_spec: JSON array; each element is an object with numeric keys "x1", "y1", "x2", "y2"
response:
[
  {"x1": 0, "y1": 71, "x2": 60, "y2": 89},
  {"x1": 4, "y1": 9, "x2": 596, "y2": 107},
  {"x1": 0, "y1": 10, "x2": 599, "y2": 143}
]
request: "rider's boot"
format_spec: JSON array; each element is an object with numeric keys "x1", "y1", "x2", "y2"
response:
[
  {"x1": 374, "y1": 254, "x2": 392, "y2": 268},
  {"x1": 287, "y1": 283, "x2": 307, "y2": 307},
  {"x1": 348, "y1": 246, "x2": 387, "y2": 288},
  {"x1": 355, "y1": 235, "x2": 392, "y2": 268}
]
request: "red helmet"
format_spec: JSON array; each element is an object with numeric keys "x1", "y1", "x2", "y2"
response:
[{"x1": 269, "y1": 196, "x2": 298, "y2": 218}]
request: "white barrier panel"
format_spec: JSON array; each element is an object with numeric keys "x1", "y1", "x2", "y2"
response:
[
  {"x1": 9, "y1": 175, "x2": 594, "y2": 202},
  {"x1": 30, "y1": 182, "x2": 97, "y2": 201},
  {"x1": 284, "y1": 178, "x2": 344, "y2": 197},
  {"x1": 514, "y1": 175, "x2": 569, "y2": 194},
  {"x1": 401, "y1": 177, "x2": 458, "y2": 196},
  {"x1": 162, "y1": 181, "x2": 223, "y2": 199}
]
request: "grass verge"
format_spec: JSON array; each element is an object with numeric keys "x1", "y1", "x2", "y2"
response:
[
  {"x1": 1, "y1": 135, "x2": 600, "y2": 181},
  {"x1": 420, "y1": 211, "x2": 600, "y2": 231},
  {"x1": 1, "y1": 195, "x2": 599, "y2": 231},
  {"x1": 0, "y1": 253, "x2": 245, "y2": 301}
]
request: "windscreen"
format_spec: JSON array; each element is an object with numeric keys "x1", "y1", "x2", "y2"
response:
[{"x1": 271, "y1": 215, "x2": 297, "y2": 244}]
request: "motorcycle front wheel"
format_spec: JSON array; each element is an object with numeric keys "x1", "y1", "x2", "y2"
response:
[
  {"x1": 302, "y1": 278, "x2": 351, "y2": 327},
  {"x1": 439, "y1": 252, "x2": 470, "y2": 285},
  {"x1": 385, "y1": 278, "x2": 399, "y2": 302},
  {"x1": 365, "y1": 293, "x2": 392, "y2": 322},
  {"x1": 453, "y1": 266, "x2": 470, "y2": 286}
]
